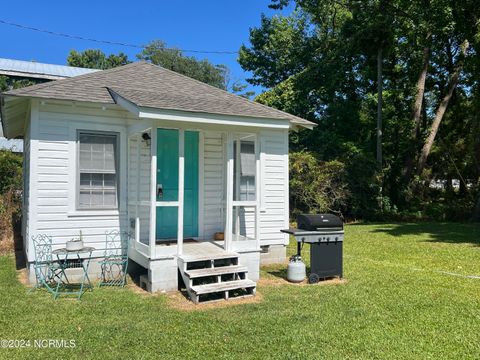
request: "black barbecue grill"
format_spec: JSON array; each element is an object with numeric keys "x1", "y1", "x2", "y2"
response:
[{"x1": 282, "y1": 214, "x2": 344, "y2": 283}]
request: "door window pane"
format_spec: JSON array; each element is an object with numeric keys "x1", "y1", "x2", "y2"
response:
[{"x1": 233, "y1": 137, "x2": 256, "y2": 201}]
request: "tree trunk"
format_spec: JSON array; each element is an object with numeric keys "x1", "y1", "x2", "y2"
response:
[
  {"x1": 416, "y1": 40, "x2": 470, "y2": 175},
  {"x1": 402, "y1": 42, "x2": 430, "y2": 179},
  {"x1": 411, "y1": 44, "x2": 431, "y2": 139},
  {"x1": 472, "y1": 190, "x2": 480, "y2": 221},
  {"x1": 377, "y1": 47, "x2": 383, "y2": 168}
]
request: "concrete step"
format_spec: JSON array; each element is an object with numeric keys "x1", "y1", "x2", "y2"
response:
[
  {"x1": 191, "y1": 279, "x2": 256, "y2": 295},
  {"x1": 185, "y1": 265, "x2": 248, "y2": 279}
]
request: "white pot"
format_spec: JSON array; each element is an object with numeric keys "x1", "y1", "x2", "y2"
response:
[{"x1": 66, "y1": 240, "x2": 84, "y2": 251}]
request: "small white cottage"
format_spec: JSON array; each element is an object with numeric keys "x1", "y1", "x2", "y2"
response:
[{"x1": 0, "y1": 62, "x2": 314, "y2": 300}]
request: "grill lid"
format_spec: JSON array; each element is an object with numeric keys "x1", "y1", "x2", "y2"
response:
[{"x1": 296, "y1": 214, "x2": 343, "y2": 231}]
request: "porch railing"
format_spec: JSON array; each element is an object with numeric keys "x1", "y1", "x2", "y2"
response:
[{"x1": 228, "y1": 203, "x2": 260, "y2": 252}]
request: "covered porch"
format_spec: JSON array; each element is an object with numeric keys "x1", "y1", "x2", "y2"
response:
[{"x1": 126, "y1": 119, "x2": 265, "y2": 265}]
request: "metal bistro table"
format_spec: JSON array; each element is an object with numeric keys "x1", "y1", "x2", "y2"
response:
[{"x1": 52, "y1": 247, "x2": 95, "y2": 300}]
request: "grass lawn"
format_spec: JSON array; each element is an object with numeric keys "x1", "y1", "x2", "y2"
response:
[{"x1": 0, "y1": 223, "x2": 479, "y2": 359}]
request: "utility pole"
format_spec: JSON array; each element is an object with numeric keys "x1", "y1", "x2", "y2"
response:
[{"x1": 377, "y1": 47, "x2": 383, "y2": 168}]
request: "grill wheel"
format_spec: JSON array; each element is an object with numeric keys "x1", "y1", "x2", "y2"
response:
[{"x1": 308, "y1": 273, "x2": 320, "y2": 284}]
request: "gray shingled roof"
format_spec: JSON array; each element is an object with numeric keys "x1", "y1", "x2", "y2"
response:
[{"x1": 2, "y1": 61, "x2": 314, "y2": 127}]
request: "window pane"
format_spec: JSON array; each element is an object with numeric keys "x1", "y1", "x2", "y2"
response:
[
  {"x1": 91, "y1": 141, "x2": 104, "y2": 152},
  {"x1": 234, "y1": 138, "x2": 256, "y2": 201},
  {"x1": 79, "y1": 190, "x2": 91, "y2": 207},
  {"x1": 91, "y1": 190, "x2": 103, "y2": 207},
  {"x1": 80, "y1": 173, "x2": 91, "y2": 187},
  {"x1": 91, "y1": 173, "x2": 103, "y2": 188},
  {"x1": 103, "y1": 174, "x2": 116, "y2": 188},
  {"x1": 103, "y1": 190, "x2": 116, "y2": 206},
  {"x1": 240, "y1": 142, "x2": 255, "y2": 176},
  {"x1": 104, "y1": 152, "x2": 116, "y2": 171}
]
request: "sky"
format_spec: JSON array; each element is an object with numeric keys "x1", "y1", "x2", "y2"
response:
[{"x1": 0, "y1": 0, "x2": 294, "y2": 95}]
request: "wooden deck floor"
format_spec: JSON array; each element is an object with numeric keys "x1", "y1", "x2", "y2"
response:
[{"x1": 181, "y1": 241, "x2": 229, "y2": 258}]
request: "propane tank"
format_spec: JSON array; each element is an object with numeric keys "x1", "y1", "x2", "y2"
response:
[{"x1": 287, "y1": 255, "x2": 306, "y2": 283}]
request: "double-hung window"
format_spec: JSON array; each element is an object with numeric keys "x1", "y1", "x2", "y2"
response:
[{"x1": 78, "y1": 131, "x2": 118, "y2": 209}]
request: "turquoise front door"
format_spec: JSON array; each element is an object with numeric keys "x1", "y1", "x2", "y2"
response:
[{"x1": 156, "y1": 129, "x2": 199, "y2": 240}]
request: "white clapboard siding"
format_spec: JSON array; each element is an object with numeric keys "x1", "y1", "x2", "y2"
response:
[
  {"x1": 27, "y1": 103, "x2": 129, "y2": 261},
  {"x1": 202, "y1": 132, "x2": 225, "y2": 239},
  {"x1": 259, "y1": 129, "x2": 289, "y2": 245},
  {"x1": 234, "y1": 207, "x2": 256, "y2": 239}
]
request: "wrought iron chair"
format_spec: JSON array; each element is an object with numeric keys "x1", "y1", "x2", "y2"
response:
[
  {"x1": 99, "y1": 230, "x2": 131, "y2": 287},
  {"x1": 31, "y1": 234, "x2": 66, "y2": 298}
]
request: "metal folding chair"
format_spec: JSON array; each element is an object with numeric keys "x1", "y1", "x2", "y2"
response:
[
  {"x1": 31, "y1": 234, "x2": 66, "y2": 298},
  {"x1": 99, "y1": 230, "x2": 130, "y2": 287}
]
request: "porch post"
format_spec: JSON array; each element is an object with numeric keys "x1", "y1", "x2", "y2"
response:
[
  {"x1": 224, "y1": 133, "x2": 234, "y2": 252},
  {"x1": 255, "y1": 134, "x2": 261, "y2": 250},
  {"x1": 149, "y1": 126, "x2": 157, "y2": 259},
  {"x1": 177, "y1": 129, "x2": 185, "y2": 256}
]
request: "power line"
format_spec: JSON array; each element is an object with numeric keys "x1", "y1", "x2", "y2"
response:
[{"x1": 0, "y1": 19, "x2": 239, "y2": 55}]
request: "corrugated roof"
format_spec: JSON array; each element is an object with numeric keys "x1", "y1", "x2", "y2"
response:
[
  {"x1": 0, "y1": 57, "x2": 99, "y2": 80},
  {"x1": 3, "y1": 61, "x2": 315, "y2": 127}
]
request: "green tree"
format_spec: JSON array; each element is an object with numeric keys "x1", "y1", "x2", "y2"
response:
[
  {"x1": 67, "y1": 49, "x2": 130, "y2": 70},
  {"x1": 0, "y1": 76, "x2": 43, "y2": 92},
  {"x1": 137, "y1": 40, "x2": 228, "y2": 89},
  {"x1": 240, "y1": 0, "x2": 480, "y2": 219}
]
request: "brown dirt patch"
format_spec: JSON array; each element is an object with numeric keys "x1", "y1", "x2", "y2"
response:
[
  {"x1": 165, "y1": 290, "x2": 263, "y2": 311},
  {"x1": 258, "y1": 276, "x2": 347, "y2": 287},
  {"x1": 16, "y1": 266, "x2": 30, "y2": 286},
  {"x1": 0, "y1": 236, "x2": 14, "y2": 254},
  {"x1": 125, "y1": 279, "x2": 263, "y2": 310},
  {"x1": 126, "y1": 281, "x2": 163, "y2": 297}
]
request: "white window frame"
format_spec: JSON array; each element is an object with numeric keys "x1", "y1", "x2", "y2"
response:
[
  {"x1": 76, "y1": 130, "x2": 120, "y2": 211},
  {"x1": 233, "y1": 134, "x2": 258, "y2": 203},
  {"x1": 226, "y1": 133, "x2": 260, "y2": 251}
]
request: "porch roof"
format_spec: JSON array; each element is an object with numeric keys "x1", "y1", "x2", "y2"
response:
[{"x1": 1, "y1": 61, "x2": 315, "y2": 138}]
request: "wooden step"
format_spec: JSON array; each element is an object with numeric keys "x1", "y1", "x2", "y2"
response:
[
  {"x1": 179, "y1": 252, "x2": 239, "y2": 263},
  {"x1": 191, "y1": 279, "x2": 256, "y2": 295},
  {"x1": 185, "y1": 265, "x2": 248, "y2": 279}
]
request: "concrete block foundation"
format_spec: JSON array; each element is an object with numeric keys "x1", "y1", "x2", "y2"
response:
[
  {"x1": 237, "y1": 250, "x2": 260, "y2": 282},
  {"x1": 148, "y1": 257, "x2": 178, "y2": 292},
  {"x1": 260, "y1": 244, "x2": 287, "y2": 265}
]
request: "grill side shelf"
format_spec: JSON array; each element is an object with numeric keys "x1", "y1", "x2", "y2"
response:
[{"x1": 281, "y1": 228, "x2": 344, "y2": 243}]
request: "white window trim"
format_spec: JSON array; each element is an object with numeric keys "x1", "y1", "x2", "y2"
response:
[
  {"x1": 76, "y1": 129, "x2": 120, "y2": 211},
  {"x1": 232, "y1": 134, "x2": 258, "y2": 205}
]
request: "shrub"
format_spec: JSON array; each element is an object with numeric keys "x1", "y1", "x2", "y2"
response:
[
  {"x1": 0, "y1": 150, "x2": 22, "y2": 252},
  {"x1": 289, "y1": 151, "x2": 349, "y2": 217},
  {"x1": 0, "y1": 149, "x2": 22, "y2": 193},
  {"x1": 0, "y1": 190, "x2": 20, "y2": 252}
]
